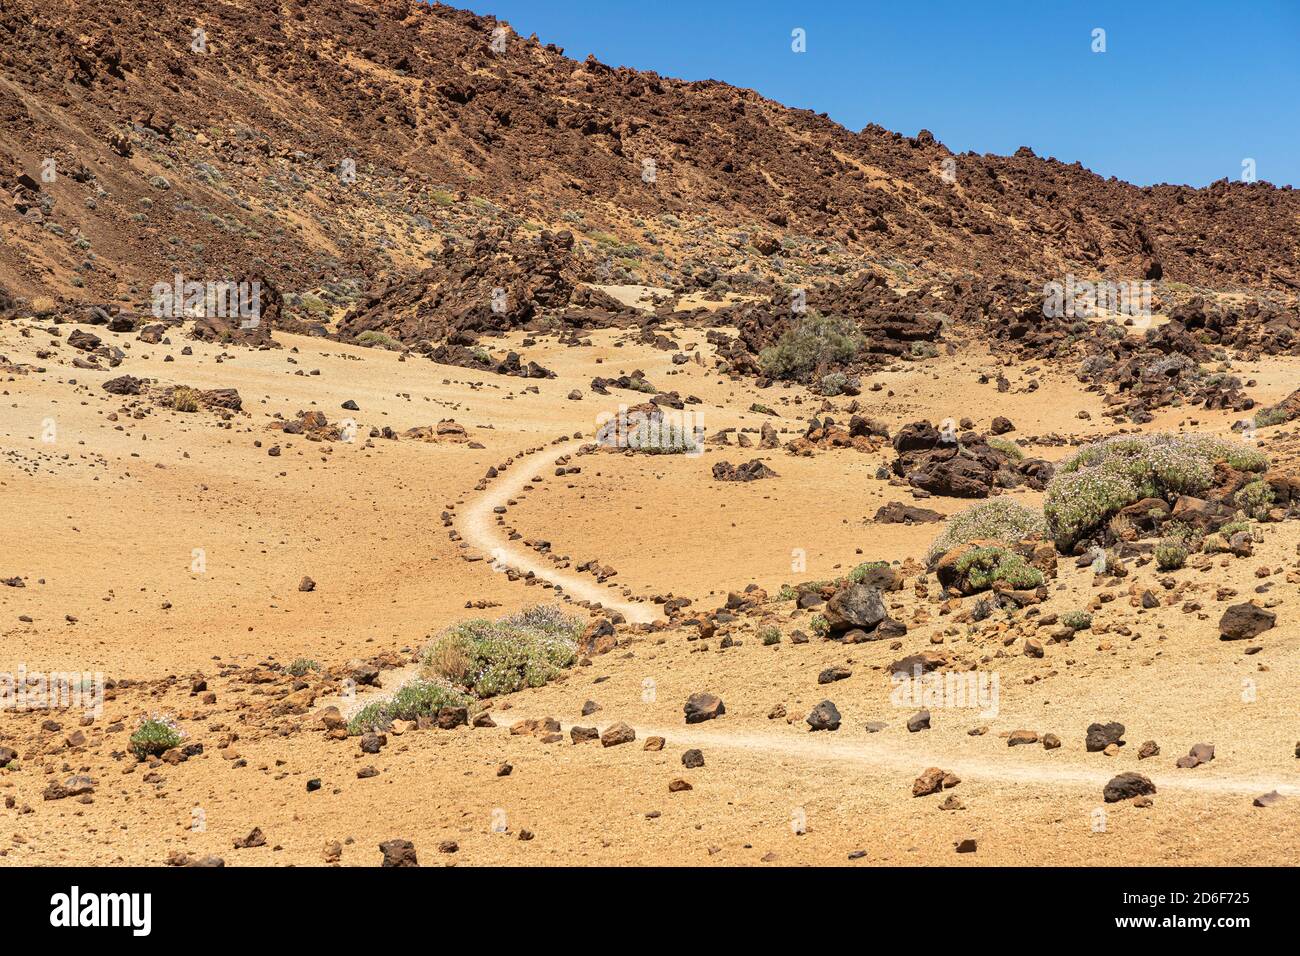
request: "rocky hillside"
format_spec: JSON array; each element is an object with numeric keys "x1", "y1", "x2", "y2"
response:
[{"x1": 2, "y1": 0, "x2": 1298, "y2": 316}]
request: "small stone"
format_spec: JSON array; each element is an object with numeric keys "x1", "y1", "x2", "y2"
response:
[
  {"x1": 668, "y1": 778, "x2": 693, "y2": 792},
  {"x1": 907, "y1": 709, "x2": 931, "y2": 733},
  {"x1": 912, "y1": 767, "x2": 947, "y2": 797},
  {"x1": 818, "y1": 666, "x2": 851, "y2": 684},
  {"x1": 681, "y1": 748, "x2": 705, "y2": 769}
]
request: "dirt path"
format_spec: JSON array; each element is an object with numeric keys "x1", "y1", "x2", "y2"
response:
[
  {"x1": 456, "y1": 440, "x2": 658, "y2": 624},
  {"x1": 499, "y1": 711, "x2": 1298, "y2": 800}
]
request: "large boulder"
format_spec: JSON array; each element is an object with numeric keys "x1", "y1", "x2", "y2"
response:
[
  {"x1": 823, "y1": 583, "x2": 886, "y2": 635},
  {"x1": 1218, "y1": 603, "x2": 1276, "y2": 640}
]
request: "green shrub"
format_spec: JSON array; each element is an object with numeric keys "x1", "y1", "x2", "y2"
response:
[
  {"x1": 1234, "y1": 480, "x2": 1275, "y2": 516},
  {"x1": 1060, "y1": 610, "x2": 1092, "y2": 631},
  {"x1": 926, "y1": 500, "x2": 1046, "y2": 566},
  {"x1": 346, "y1": 679, "x2": 474, "y2": 735},
  {"x1": 130, "y1": 715, "x2": 184, "y2": 759},
  {"x1": 421, "y1": 605, "x2": 581, "y2": 698},
  {"x1": 356, "y1": 330, "x2": 400, "y2": 349},
  {"x1": 848, "y1": 560, "x2": 890, "y2": 583},
  {"x1": 169, "y1": 386, "x2": 201, "y2": 413},
  {"x1": 809, "y1": 614, "x2": 830, "y2": 637},
  {"x1": 758, "y1": 313, "x2": 863, "y2": 381},
  {"x1": 626, "y1": 416, "x2": 701, "y2": 455},
  {"x1": 758, "y1": 626, "x2": 781, "y2": 646},
  {"x1": 1154, "y1": 539, "x2": 1188, "y2": 570},
  {"x1": 776, "y1": 584, "x2": 797, "y2": 601},
  {"x1": 1253, "y1": 406, "x2": 1290, "y2": 428},
  {"x1": 986, "y1": 437, "x2": 1024, "y2": 461},
  {"x1": 909, "y1": 341, "x2": 939, "y2": 359},
  {"x1": 1045, "y1": 434, "x2": 1267, "y2": 550},
  {"x1": 287, "y1": 658, "x2": 319, "y2": 677},
  {"x1": 818, "y1": 372, "x2": 853, "y2": 396},
  {"x1": 953, "y1": 546, "x2": 1044, "y2": 592}
]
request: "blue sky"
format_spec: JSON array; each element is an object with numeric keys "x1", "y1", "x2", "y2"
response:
[{"x1": 454, "y1": 0, "x2": 1300, "y2": 188}]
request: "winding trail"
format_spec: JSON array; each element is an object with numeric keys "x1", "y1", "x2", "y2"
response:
[
  {"x1": 457, "y1": 440, "x2": 658, "y2": 624},
  {"x1": 499, "y1": 711, "x2": 1300, "y2": 800},
  {"x1": 437, "y1": 445, "x2": 1296, "y2": 803}
]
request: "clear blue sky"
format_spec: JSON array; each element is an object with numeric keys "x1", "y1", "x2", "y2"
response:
[{"x1": 453, "y1": 0, "x2": 1300, "y2": 188}]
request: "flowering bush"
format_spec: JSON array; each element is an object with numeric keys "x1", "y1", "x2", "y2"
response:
[
  {"x1": 130, "y1": 714, "x2": 185, "y2": 759},
  {"x1": 1045, "y1": 433, "x2": 1267, "y2": 550},
  {"x1": 346, "y1": 679, "x2": 473, "y2": 735},
  {"x1": 953, "y1": 546, "x2": 1044, "y2": 592},
  {"x1": 926, "y1": 500, "x2": 1046, "y2": 566},
  {"x1": 421, "y1": 605, "x2": 581, "y2": 698}
]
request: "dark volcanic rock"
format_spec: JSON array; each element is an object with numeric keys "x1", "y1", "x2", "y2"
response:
[
  {"x1": 378, "y1": 839, "x2": 419, "y2": 867},
  {"x1": 1218, "y1": 603, "x2": 1276, "y2": 640},
  {"x1": 711, "y1": 459, "x2": 778, "y2": 482},
  {"x1": 1103, "y1": 773, "x2": 1157, "y2": 803},
  {"x1": 684, "y1": 692, "x2": 725, "y2": 723},
  {"x1": 823, "y1": 583, "x2": 886, "y2": 635},
  {"x1": 806, "y1": 699, "x2": 841, "y2": 731},
  {"x1": 1085, "y1": 721, "x2": 1126, "y2": 753}
]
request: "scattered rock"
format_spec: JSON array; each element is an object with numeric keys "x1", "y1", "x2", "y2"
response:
[
  {"x1": 600, "y1": 722, "x2": 636, "y2": 747},
  {"x1": 378, "y1": 839, "x2": 418, "y2": 867},
  {"x1": 683, "y1": 692, "x2": 725, "y2": 724},
  {"x1": 1218, "y1": 603, "x2": 1276, "y2": 640},
  {"x1": 806, "y1": 699, "x2": 841, "y2": 732},
  {"x1": 1103, "y1": 773, "x2": 1156, "y2": 803}
]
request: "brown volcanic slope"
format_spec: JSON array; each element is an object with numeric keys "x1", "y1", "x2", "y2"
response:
[{"x1": 1, "y1": 0, "x2": 1299, "y2": 312}]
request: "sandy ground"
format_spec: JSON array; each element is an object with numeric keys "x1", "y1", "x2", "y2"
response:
[{"x1": 0, "y1": 317, "x2": 1296, "y2": 866}]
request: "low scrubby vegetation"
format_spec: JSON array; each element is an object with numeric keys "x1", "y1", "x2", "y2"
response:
[
  {"x1": 130, "y1": 715, "x2": 184, "y2": 759},
  {"x1": 758, "y1": 313, "x2": 863, "y2": 381},
  {"x1": 1044, "y1": 433, "x2": 1267, "y2": 551},
  {"x1": 355, "y1": 330, "x2": 401, "y2": 350},
  {"x1": 1155, "y1": 538, "x2": 1188, "y2": 570},
  {"x1": 926, "y1": 500, "x2": 1046, "y2": 566},
  {"x1": 1061, "y1": 610, "x2": 1093, "y2": 630},
  {"x1": 346, "y1": 679, "x2": 473, "y2": 735},
  {"x1": 169, "y1": 386, "x2": 201, "y2": 412},
  {"x1": 287, "y1": 658, "x2": 319, "y2": 677},
  {"x1": 626, "y1": 416, "x2": 702, "y2": 455},
  {"x1": 421, "y1": 605, "x2": 581, "y2": 698},
  {"x1": 953, "y1": 546, "x2": 1044, "y2": 591}
]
